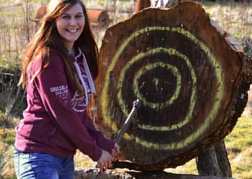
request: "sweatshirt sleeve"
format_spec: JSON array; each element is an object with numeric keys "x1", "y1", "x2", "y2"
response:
[
  {"x1": 33, "y1": 53, "x2": 102, "y2": 161},
  {"x1": 85, "y1": 113, "x2": 115, "y2": 153}
]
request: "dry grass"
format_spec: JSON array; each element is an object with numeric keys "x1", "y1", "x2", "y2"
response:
[
  {"x1": 225, "y1": 117, "x2": 252, "y2": 179},
  {"x1": 203, "y1": 2, "x2": 252, "y2": 39},
  {"x1": 163, "y1": 116, "x2": 252, "y2": 179}
]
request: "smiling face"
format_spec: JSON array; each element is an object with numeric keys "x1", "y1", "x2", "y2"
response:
[{"x1": 55, "y1": 3, "x2": 85, "y2": 51}]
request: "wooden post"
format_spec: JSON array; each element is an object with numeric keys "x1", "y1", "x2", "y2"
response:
[
  {"x1": 196, "y1": 146, "x2": 222, "y2": 176},
  {"x1": 214, "y1": 140, "x2": 232, "y2": 177},
  {"x1": 135, "y1": 0, "x2": 151, "y2": 12},
  {"x1": 196, "y1": 140, "x2": 232, "y2": 177}
]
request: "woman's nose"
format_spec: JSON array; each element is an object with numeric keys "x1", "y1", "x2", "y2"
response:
[{"x1": 69, "y1": 18, "x2": 77, "y2": 25}]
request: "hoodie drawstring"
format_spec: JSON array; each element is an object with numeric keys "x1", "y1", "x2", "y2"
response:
[{"x1": 73, "y1": 48, "x2": 96, "y2": 104}]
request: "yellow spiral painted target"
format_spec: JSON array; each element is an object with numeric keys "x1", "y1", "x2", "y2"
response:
[
  {"x1": 117, "y1": 47, "x2": 197, "y2": 133},
  {"x1": 101, "y1": 26, "x2": 224, "y2": 152},
  {"x1": 96, "y1": 3, "x2": 247, "y2": 170}
]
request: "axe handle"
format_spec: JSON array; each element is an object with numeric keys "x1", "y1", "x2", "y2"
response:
[
  {"x1": 115, "y1": 99, "x2": 139, "y2": 143},
  {"x1": 93, "y1": 99, "x2": 139, "y2": 179}
]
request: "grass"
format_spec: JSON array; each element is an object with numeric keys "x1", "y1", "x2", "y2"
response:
[
  {"x1": 163, "y1": 116, "x2": 252, "y2": 179},
  {"x1": 0, "y1": 112, "x2": 17, "y2": 179},
  {"x1": 225, "y1": 117, "x2": 252, "y2": 179},
  {"x1": 203, "y1": 2, "x2": 252, "y2": 39}
]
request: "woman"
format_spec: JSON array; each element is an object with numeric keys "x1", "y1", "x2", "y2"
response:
[{"x1": 14, "y1": 0, "x2": 120, "y2": 178}]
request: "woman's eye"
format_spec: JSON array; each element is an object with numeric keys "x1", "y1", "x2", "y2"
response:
[
  {"x1": 76, "y1": 15, "x2": 83, "y2": 18},
  {"x1": 62, "y1": 15, "x2": 70, "y2": 19}
]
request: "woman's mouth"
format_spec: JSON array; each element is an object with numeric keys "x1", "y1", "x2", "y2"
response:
[{"x1": 67, "y1": 29, "x2": 78, "y2": 33}]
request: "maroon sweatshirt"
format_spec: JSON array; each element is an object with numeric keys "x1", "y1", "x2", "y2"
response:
[{"x1": 15, "y1": 48, "x2": 114, "y2": 161}]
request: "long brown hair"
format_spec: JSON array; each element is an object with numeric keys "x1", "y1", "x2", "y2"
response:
[{"x1": 19, "y1": 0, "x2": 98, "y2": 96}]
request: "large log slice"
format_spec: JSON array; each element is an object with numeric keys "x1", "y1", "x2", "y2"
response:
[{"x1": 93, "y1": 1, "x2": 252, "y2": 171}]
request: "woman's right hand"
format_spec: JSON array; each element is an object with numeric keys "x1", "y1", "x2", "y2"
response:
[{"x1": 97, "y1": 150, "x2": 113, "y2": 173}]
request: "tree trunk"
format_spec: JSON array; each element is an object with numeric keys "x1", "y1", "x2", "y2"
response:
[
  {"x1": 214, "y1": 140, "x2": 232, "y2": 177},
  {"x1": 196, "y1": 146, "x2": 222, "y2": 176},
  {"x1": 196, "y1": 140, "x2": 232, "y2": 177},
  {"x1": 92, "y1": 1, "x2": 252, "y2": 171}
]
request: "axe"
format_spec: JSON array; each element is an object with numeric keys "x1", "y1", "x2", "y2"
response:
[{"x1": 93, "y1": 99, "x2": 140, "y2": 179}]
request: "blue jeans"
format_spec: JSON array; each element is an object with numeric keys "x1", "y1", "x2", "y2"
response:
[{"x1": 13, "y1": 150, "x2": 74, "y2": 179}]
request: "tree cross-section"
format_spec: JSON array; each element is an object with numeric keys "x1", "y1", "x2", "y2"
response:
[{"x1": 93, "y1": 2, "x2": 252, "y2": 171}]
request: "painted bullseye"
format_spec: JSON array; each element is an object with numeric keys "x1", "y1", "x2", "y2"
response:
[
  {"x1": 101, "y1": 26, "x2": 224, "y2": 150},
  {"x1": 133, "y1": 62, "x2": 182, "y2": 109},
  {"x1": 134, "y1": 48, "x2": 197, "y2": 131},
  {"x1": 117, "y1": 47, "x2": 197, "y2": 131},
  {"x1": 117, "y1": 48, "x2": 187, "y2": 116}
]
